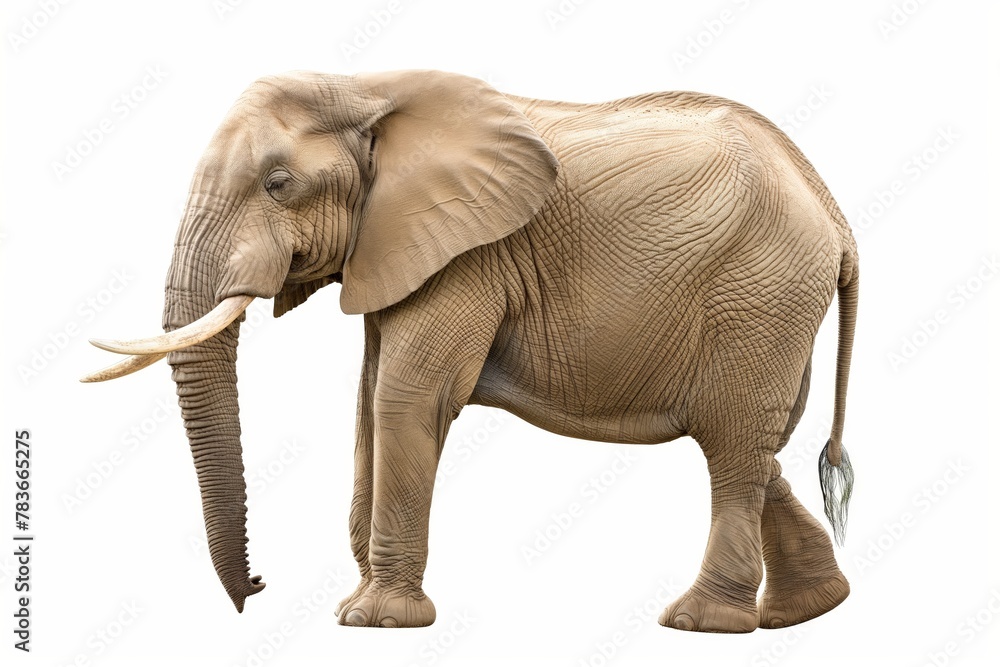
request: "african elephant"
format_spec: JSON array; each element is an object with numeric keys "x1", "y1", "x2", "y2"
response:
[{"x1": 84, "y1": 69, "x2": 859, "y2": 633}]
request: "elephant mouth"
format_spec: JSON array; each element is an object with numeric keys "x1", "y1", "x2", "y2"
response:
[{"x1": 80, "y1": 294, "x2": 254, "y2": 383}]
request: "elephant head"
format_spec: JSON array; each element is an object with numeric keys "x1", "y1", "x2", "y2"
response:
[{"x1": 83, "y1": 70, "x2": 559, "y2": 611}]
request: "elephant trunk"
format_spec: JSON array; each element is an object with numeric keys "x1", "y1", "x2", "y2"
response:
[
  {"x1": 163, "y1": 245, "x2": 264, "y2": 612},
  {"x1": 83, "y1": 187, "x2": 291, "y2": 609}
]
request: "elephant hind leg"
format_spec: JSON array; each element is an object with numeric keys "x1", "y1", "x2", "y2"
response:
[
  {"x1": 660, "y1": 319, "x2": 815, "y2": 632},
  {"x1": 759, "y1": 470, "x2": 849, "y2": 629},
  {"x1": 659, "y1": 426, "x2": 772, "y2": 633},
  {"x1": 761, "y1": 353, "x2": 849, "y2": 628}
]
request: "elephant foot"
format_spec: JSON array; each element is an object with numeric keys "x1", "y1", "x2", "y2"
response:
[
  {"x1": 336, "y1": 582, "x2": 436, "y2": 628},
  {"x1": 758, "y1": 572, "x2": 849, "y2": 629},
  {"x1": 658, "y1": 588, "x2": 758, "y2": 633},
  {"x1": 334, "y1": 574, "x2": 371, "y2": 619}
]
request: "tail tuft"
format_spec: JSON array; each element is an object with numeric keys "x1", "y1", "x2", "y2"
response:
[{"x1": 819, "y1": 440, "x2": 854, "y2": 547}]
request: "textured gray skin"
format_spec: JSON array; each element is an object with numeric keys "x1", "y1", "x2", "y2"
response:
[{"x1": 124, "y1": 70, "x2": 858, "y2": 632}]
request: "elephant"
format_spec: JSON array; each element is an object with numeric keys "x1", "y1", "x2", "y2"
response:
[{"x1": 83, "y1": 69, "x2": 859, "y2": 634}]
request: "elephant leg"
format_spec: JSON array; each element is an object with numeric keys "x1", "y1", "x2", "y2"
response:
[
  {"x1": 338, "y1": 283, "x2": 502, "y2": 628},
  {"x1": 758, "y1": 465, "x2": 850, "y2": 628},
  {"x1": 338, "y1": 382, "x2": 444, "y2": 627},
  {"x1": 335, "y1": 321, "x2": 379, "y2": 618},
  {"x1": 660, "y1": 326, "x2": 813, "y2": 632},
  {"x1": 758, "y1": 352, "x2": 849, "y2": 628},
  {"x1": 658, "y1": 432, "x2": 769, "y2": 633}
]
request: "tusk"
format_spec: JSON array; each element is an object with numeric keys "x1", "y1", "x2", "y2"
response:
[
  {"x1": 80, "y1": 353, "x2": 167, "y2": 383},
  {"x1": 89, "y1": 295, "x2": 254, "y2": 356}
]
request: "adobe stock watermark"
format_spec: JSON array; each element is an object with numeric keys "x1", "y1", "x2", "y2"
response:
[
  {"x1": 435, "y1": 409, "x2": 510, "y2": 488},
  {"x1": 577, "y1": 577, "x2": 682, "y2": 667},
  {"x1": 522, "y1": 450, "x2": 637, "y2": 565},
  {"x1": 544, "y1": 0, "x2": 591, "y2": 31},
  {"x1": 750, "y1": 627, "x2": 809, "y2": 667},
  {"x1": 780, "y1": 418, "x2": 832, "y2": 475},
  {"x1": 877, "y1": 0, "x2": 932, "y2": 40},
  {"x1": 17, "y1": 268, "x2": 135, "y2": 385},
  {"x1": 189, "y1": 438, "x2": 308, "y2": 557},
  {"x1": 852, "y1": 459, "x2": 970, "y2": 576},
  {"x1": 887, "y1": 254, "x2": 998, "y2": 371},
  {"x1": 405, "y1": 611, "x2": 476, "y2": 667},
  {"x1": 239, "y1": 298, "x2": 274, "y2": 343},
  {"x1": 776, "y1": 85, "x2": 833, "y2": 138},
  {"x1": 55, "y1": 601, "x2": 143, "y2": 667},
  {"x1": 338, "y1": 0, "x2": 410, "y2": 64},
  {"x1": 246, "y1": 439, "x2": 307, "y2": 504},
  {"x1": 672, "y1": 0, "x2": 755, "y2": 73},
  {"x1": 7, "y1": 0, "x2": 72, "y2": 54},
  {"x1": 234, "y1": 568, "x2": 349, "y2": 667},
  {"x1": 213, "y1": 0, "x2": 249, "y2": 20},
  {"x1": 852, "y1": 126, "x2": 958, "y2": 239},
  {"x1": 0, "y1": 554, "x2": 17, "y2": 587},
  {"x1": 51, "y1": 65, "x2": 168, "y2": 181},
  {"x1": 918, "y1": 588, "x2": 1000, "y2": 667},
  {"x1": 61, "y1": 395, "x2": 177, "y2": 513}
]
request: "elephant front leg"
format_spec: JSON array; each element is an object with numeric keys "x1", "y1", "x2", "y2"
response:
[
  {"x1": 335, "y1": 277, "x2": 502, "y2": 628},
  {"x1": 337, "y1": 374, "x2": 446, "y2": 628},
  {"x1": 335, "y1": 328, "x2": 379, "y2": 619}
]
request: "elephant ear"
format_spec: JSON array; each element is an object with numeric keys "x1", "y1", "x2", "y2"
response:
[{"x1": 339, "y1": 70, "x2": 560, "y2": 315}]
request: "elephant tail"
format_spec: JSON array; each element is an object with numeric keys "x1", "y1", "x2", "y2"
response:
[{"x1": 818, "y1": 261, "x2": 858, "y2": 547}]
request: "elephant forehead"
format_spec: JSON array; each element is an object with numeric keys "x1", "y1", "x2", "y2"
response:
[
  {"x1": 241, "y1": 72, "x2": 340, "y2": 110},
  {"x1": 198, "y1": 112, "x2": 296, "y2": 181}
]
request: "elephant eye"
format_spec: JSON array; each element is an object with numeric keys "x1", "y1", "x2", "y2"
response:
[{"x1": 265, "y1": 170, "x2": 294, "y2": 201}]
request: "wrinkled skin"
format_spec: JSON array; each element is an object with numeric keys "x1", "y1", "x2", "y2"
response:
[{"x1": 147, "y1": 70, "x2": 858, "y2": 631}]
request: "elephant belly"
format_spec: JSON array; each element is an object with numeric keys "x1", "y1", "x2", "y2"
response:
[
  {"x1": 473, "y1": 392, "x2": 688, "y2": 445},
  {"x1": 469, "y1": 332, "x2": 691, "y2": 445}
]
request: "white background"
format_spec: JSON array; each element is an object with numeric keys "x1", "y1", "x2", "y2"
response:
[{"x1": 2, "y1": 0, "x2": 998, "y2": 665}]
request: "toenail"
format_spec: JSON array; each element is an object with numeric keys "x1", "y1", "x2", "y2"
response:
[
  {"x1": 345, "y1": 610, "x2": 368, "y2": 626},
  {"x1": 673, "y1": 613, "x2": 695, "y2": 631}
]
